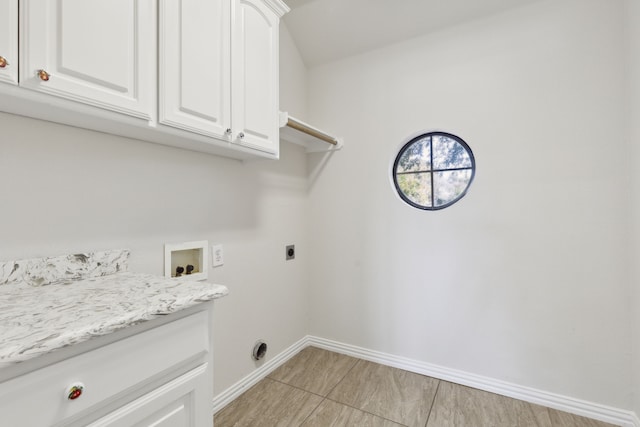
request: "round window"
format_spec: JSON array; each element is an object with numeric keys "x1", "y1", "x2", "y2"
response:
[{"x1": 392, "y1": 132, "x2": 475, "y2": 210}]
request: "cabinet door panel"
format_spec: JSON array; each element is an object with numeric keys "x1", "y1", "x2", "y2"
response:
[
  {"x1": 59, "y1": 1, "x2": 131, "y2": 90},
  {"x1": 20, "y1": 0, "x2": 155, "y2": 119},
  {"x1": 243, "y1": 9, "x2": 272, "y2": 138},
  {"x1": 232, "y1": 0, "x2": 280, "y2": 155},
  {"x1": 160, "y1": 0, "x2": 231, "y2": 137},
  {"x1": 88, "y1": 364, "x2": 209, "y2": 427},
  {"x1": 0, "y1": 0, "x2": 18, "y2": 85}
]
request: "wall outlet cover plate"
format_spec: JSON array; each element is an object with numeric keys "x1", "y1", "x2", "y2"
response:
[{"x1": 212, "y1": 244, "x2": 224, "y2": 267}]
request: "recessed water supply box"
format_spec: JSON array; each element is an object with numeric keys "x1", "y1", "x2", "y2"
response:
[{"x1": 164, "y1": 241, "x2": 208, "y2": 281}]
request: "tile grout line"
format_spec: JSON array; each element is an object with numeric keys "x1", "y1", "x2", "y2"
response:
[
  {"x1": 265, "y1": 347, "x2": 359, "y2": 399},
  {"x1": 298, "y1": 396, "x2": 327, "y2": 426},
  {"x1": 323, "y1": 358, "x2": 435, "y2": 427},
  {"x1": 321, "y1": 395, "x2": 410, "y2": 426},
  {"x1": 424, "y1": 379, "x2": 442, "y2": 427},
  {"x1": 266, "y1": 376, "x2": 327, "y2": 400},
  {"x1": 270, "y1": 355, "x2": 410, "y2": 426},
  {"x1": 322, "y1": 357, "x2": 361, "y2": 398},
  {"x1": 249, "y1": 377, "x2": 327, "y2": 427},
  {"x1": 268, "y1": 375, "x2": 409, "y2": 426},
  {"x1": 323, "y1": 358, "x2": 410, "y2": 427},
  {"x1": 268, "y1": 357, "x2": 374, "y2": 426}
]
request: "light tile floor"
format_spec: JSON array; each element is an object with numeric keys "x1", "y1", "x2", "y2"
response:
[{"x1": 214, "y1": 347, "x2": 618, "y2": 427}]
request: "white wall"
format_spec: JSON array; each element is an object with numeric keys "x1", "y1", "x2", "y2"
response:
[
  {"x1": 280, "y1": 23, "x2": 309, "y2": 121},
  {"x1": 627, "y1": 0, "x2": 640, "y2": 417},
  {"x1": 307, "y1": 0, "x2": 631, "y2": 408},
  {"x1": 0, "y1": 22, "x2": 310, "y2": 396}
]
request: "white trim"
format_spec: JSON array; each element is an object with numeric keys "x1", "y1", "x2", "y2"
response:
[
  {"x1": 211, "y1": 336, "x2": 308, "y2": 414},
  {"x1": 212, "y1": 335, "x2": 640, "y2": 426},
  {"x1": 307, "y1": 336, "x2": 639, "y2": 427},
  {"x1": 262, "y1": 0, "x2": 290, "y2": 17}
]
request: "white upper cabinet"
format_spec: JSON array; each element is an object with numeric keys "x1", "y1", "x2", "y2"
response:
[
  {"x1": 0, "y1": 0, "x2": 288, "y2": 159},
  {"x1": 20, "y1": 0, "x2": 155, "y2": 119},
  {"x1": 0, "y1": 0, "x2": 18, "y2": 85},
  {"x1": 232, "y1": 0, "x2": 286, "y2": 155},
  {"x1": 161, "y1": 0, "x2": 287, "y2": 155},
  {"x1": 159, "y1": 0, "x2": 231, "y2": 138}
]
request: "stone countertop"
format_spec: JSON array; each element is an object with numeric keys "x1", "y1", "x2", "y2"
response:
[{"x1": 0, "y1": 272, "x2": 228, "y2": 368}]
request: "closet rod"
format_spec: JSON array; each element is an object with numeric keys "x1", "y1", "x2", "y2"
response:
[{"x1": 286, "y1": 117, "x2": 339, "y2": 146}]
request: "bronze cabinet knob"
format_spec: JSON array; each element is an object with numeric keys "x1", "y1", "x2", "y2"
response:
[{"x1": 38, "y1": 69, "x2": 51, "y2": 81}]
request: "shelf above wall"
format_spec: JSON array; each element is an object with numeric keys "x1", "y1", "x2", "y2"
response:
[{"x1": 279, "y1": 111, "x2": 344, "y2": 153}]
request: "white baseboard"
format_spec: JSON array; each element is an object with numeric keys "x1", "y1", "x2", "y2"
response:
[
  {"x1": 307, "y1": 336, "x2": 639, "y2": 427},
  {"x1": 211, "y1": 336, "x2": 308, "y2": 414},
  {"x1": 212, "y1": 335, "x2": 640, "y2": 427}
]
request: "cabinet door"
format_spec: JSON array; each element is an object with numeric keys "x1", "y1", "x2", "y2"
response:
[
  {"x1": 231, "y1": 0, "x2": 281, "y2": 155},
  {"x1": 0, "y1": 0, "x2": 18, "y2": 85},
  {"x1": 87, "y1": 364, "x2": 210, "y2": 427},
  {"x1": 20, "y1": 0, "x2": 155, "y2": 119},
  {"x1": 159, "y1": 0, "x2": 231, "y2": 138}
]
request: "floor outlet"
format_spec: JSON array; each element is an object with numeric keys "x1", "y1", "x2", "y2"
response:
[{"x1": 212, "y1": 244, "x2": 224, "y2": 267}]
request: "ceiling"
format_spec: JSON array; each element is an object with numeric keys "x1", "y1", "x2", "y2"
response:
[{"x1": 282, "y1": 0, "x2": 543, "y2": 66}]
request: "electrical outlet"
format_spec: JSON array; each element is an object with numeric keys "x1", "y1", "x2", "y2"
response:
[
  {"x1": 286, "y1": 245, "x2": 295, "y2": 260},
  {"x1": 212, "y1": 244, "x2": 224, "y2": 267}
]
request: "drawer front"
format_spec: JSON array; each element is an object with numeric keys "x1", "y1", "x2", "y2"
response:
[{"x1": 0, "y1": 310, "x2": 209, "y2": 426}]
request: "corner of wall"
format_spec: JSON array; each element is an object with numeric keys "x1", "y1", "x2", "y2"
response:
[
  {"x1": 279, "y1": 21, "x2": 310, "y2": 122},
  {"x1": 625, "y1": 0, "x2": 640, "y2": 419}
]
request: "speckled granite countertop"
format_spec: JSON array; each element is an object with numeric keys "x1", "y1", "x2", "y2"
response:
[{"x1": 0, "y1": 250, "x2": 228, "y2": 368}]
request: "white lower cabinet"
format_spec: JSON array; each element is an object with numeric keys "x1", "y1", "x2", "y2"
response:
[
  {"x1": 0, "y1": 306, "x2": 214, "y2": 427},
  {"x1": 0, "y1": 0, "x2": 18, "y2": 85}
]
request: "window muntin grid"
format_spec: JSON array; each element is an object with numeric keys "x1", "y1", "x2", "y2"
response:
[{"x1": 393, "y1": 132, "x2": 475, "y2": 210}]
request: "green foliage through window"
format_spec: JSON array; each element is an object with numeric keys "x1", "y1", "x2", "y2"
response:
[{"x1": 393, "y1": 132, "x2": 475, "y2": 210}]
